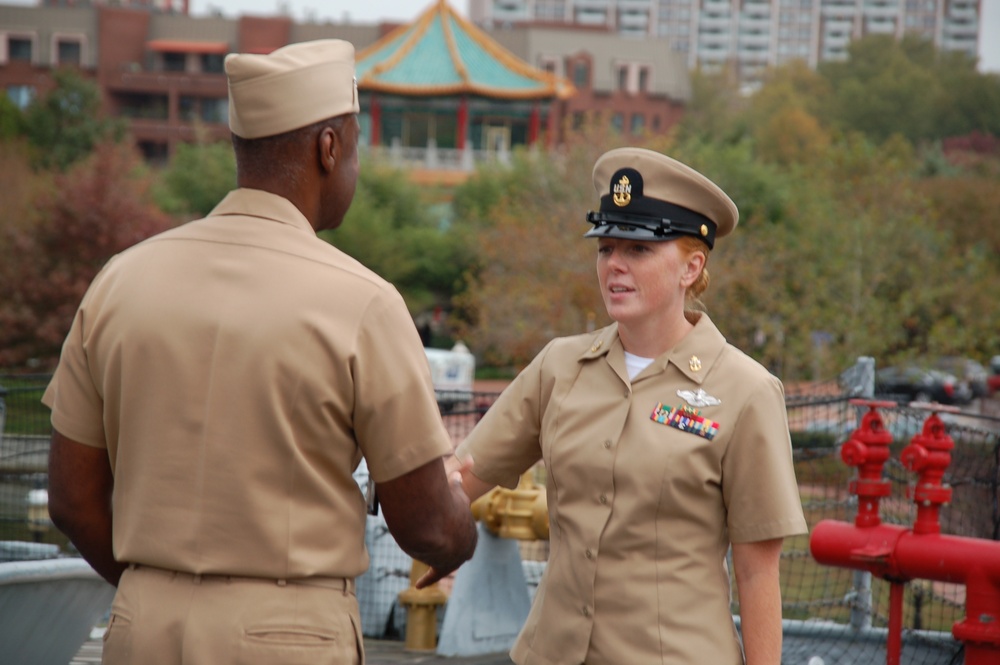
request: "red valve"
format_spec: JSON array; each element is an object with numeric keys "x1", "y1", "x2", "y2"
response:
[
  {"x1": 900, "y1": 412, "x2": 954, "y2": 535},
  {"x1": 843, "y1": 400, "x2": 896, "y2": 527}
]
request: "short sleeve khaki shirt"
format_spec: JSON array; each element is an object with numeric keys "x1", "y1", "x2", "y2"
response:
[
  {"x1": 458, "y1": 313, "x2": 807, "y2": 665},
  {"x1": 43, "y1": 189, "x2": 452, "y2": 579}
]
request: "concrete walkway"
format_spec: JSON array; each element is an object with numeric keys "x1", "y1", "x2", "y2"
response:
[{"x1": 72, "y1": 635, "x2": 515, "y2": 664}]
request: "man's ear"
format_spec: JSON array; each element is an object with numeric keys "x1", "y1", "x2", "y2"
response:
[{"x1": 318, "y1": 125, "x2": 338, "y2": 174}]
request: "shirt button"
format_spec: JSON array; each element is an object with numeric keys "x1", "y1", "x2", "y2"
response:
[
  {"x1": 582, "y1": 606, "x2": 591, "y2": 617},
  {"x1": 585, "y1": 549, "x2": 594, "y2": 559},
  {"x1": 599, "y1": 494, "x2": 608, "y2": 505},
  {"x1": 603, "y1": 439, "x2": 612, "y2": 449}
]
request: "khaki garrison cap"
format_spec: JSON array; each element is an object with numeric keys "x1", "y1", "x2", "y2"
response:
[
  {"x1": 225, "y1": 39, "x2": 360, "y2": 139},
  {"x1": 585, "y1": 148, "x2": 739, "y2": 249}
]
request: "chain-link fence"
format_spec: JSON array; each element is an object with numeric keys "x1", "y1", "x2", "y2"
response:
[{"x1": 3, "y1": 368, "x2": 999, "y2": 664}]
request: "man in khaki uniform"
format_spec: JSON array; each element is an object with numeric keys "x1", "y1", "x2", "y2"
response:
[
  {"x1": 453, "y1": 148, "x2": 808, "y2": 664},
  {"x1": 43, "y1": 39, "x2": 477, "y2": 664}
]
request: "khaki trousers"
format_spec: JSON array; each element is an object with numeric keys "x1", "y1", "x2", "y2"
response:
[{"x1": 103, "y1": 564, "x2": 364, "y2": 665}]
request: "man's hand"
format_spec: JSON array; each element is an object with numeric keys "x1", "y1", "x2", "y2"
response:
[{"x1": 378, "y1": 455, "x2": 479, "y2": 586}]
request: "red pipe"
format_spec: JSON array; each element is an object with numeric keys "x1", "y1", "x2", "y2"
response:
[
  {"x1": 887, "y1": 582, "x2": 904, "y2": 665},
  {"x1": 809, "y1": 404, "x2": 1000, "y2": 665}
]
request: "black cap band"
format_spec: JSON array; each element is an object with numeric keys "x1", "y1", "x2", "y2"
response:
[{"x1": 586, "y1": 196, "x2": 717, "y2": 248}]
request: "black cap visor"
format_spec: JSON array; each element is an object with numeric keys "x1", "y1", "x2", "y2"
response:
[{"x1": 585, "y1": 207, "x2": 717, "y2": 248}]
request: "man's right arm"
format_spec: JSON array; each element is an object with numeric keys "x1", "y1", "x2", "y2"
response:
[
  {"x1": 47, "y1": 430, "x2": 125, "y2": 587},
  {"x1": 376, "y1": 456, "x2": 478, "y2": 588}
]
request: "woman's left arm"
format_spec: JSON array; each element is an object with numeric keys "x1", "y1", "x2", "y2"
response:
[{"x1": 732, "y1": 538, "x2": 785, "y2": 665}]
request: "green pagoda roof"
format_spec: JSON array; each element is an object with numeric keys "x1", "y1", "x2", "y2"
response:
[{"x1": 356, "y1": 0, "x2": 573, "y2": 100}]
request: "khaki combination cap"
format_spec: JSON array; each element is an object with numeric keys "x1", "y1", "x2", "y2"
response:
[
  {"x1": 226, "y1": 39, "x2": 360, "y2": 139},
  {"x1": 585, "y1": 147, "x2": 739, "y2": 249}
]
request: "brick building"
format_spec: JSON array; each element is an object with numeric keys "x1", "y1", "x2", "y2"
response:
[{"x1": 0, "y1": 1, "x2": 690, "y2": 166}]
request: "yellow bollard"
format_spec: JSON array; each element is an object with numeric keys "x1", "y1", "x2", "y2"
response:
[
  {"x1": 471, "y1": 470, "x2": 548, "y2": 541},
  {"x1": 398, "y1": 560, "x2": 449, "y2": 652}
]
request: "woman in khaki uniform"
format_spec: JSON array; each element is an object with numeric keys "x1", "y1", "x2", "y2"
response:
[{"x1": 449, "y1": 148, "x2": 808, "y2": 665}]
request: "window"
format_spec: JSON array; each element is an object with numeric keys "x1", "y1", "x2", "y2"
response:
[
  {"x1": 538, "y1": 56, "x2": 558, "y2": 75},
  {"x1": 162, "y1": 52, "x2": 186, "y2": 72},
  {"x1": 638, "y1": 67, "x2": 650, "y2": 93},
  {"x1": 56, "y1": 39, "x2": 82, "y2": 66},
  {"x1": 6, "y1": 85, "x2": 35, "y2": 109},
  {"x1": 611, "y1": 113, "x2": 623, "y2": 132},
  {"x1": 572, "y1": 60, "x2": 590, "y2": 88},
  {"x1": 180, "y1": 95, "x2": 196, "y2": 121},
  {"x1": 200, "y1": 53, "x2": 225, "y2": 74},
  {"x1": 9, "y1": 37, "x2": 32, "y2": 61},
  {"x1": 630, "y1": 114, "x2": 645, "y2": 134},
  {"x1": 201, "y1": 98, "x2": 228, "y2": 124},
  {"x1": 617, "y1": 65, "x2": 628, "y2": 91}
]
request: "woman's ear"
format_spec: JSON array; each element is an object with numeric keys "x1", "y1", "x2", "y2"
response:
[{"x1": 680, "y1": 250, "x2": 707, "y2": 288}]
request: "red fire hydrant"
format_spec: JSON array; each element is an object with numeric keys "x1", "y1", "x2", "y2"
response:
[{"x1": 810, "y1": 401, "x2": 1000, "y2": 665}]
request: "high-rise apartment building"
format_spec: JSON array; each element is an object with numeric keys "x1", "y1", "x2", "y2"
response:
[{"x1": 469, "y1": 0, "x2": 982, "y2": 90}]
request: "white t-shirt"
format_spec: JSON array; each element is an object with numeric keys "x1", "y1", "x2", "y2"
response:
[{"x1": 624, "y1": 351, "x2": 654, "y2": 381}]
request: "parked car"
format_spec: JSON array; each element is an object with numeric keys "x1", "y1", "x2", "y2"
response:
[
  {"x1": 989, "y1": 356, "x2": 1000, "y2": 397},
  {"x1": 875, "y1": 365, "x2": 974, "y2": 406},
  {"x1": 933, "y1": 356, "x2": 990, "y2": 399}
]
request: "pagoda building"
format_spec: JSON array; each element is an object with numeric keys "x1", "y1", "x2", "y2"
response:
[{"x1": 355, "y1": 0, "x2": 572, "y2": 162}]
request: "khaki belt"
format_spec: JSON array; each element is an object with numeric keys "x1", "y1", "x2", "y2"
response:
[{"x1": 127, "y1": 562, "x2": 355, "y2": 594}]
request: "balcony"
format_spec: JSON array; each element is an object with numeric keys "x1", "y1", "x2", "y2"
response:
[
  {"x1": 822, "y1": 33, "x2": 851, "y2": 48},
  {"x1": 702, "y1": 0, "x2": 731, "y2": 13},
  {"x1": 737, "y1": 47, "x2": 770, "y2": 63},
  {"x1": 494, "y1": 7, "x2": 531, "y2": 21},
  {"x1": 862, "y1": 5, "x2": 900, "y2": 19},
  {"x1": 822, "y1": 5, "x2": 858, "y2": 19},
  {"x1": 575, "y1": 8, "x2": 610, "y2": 25},
  {"x1": 698, "y1": 31, "x2": 732, "y2": 47},
  {"x1": 823, "y1": 19, "x2": 853, "y2": 33},
  {"x1": 738, "y1": 32, "x2": 771, "y2": 47},
  {"x1": 865, "y1": 18, "x2": 897, "y2": 34},
  {"x1": 943, "y1": 21, "x2": 980, "y2": 38},
  {"x1": 107, "y1": 66, "x2": 228, "y2": 96},
  {"x1": 699, "y1": 14, "x2": 733, "y2": 29},
  {"x1": 619, "y1": 9, "x2": 650, "y2": 26},
  {"x1": 367, "y1": 143, "x2": 516, "y2": 173},
  {"x1": 618, "y1": 0, "x2": 653, "y2": 10},
  {"x1": 947, "y1": 6, "x2": 978, "y2": 21}
]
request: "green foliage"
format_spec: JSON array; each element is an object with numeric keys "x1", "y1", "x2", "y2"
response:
[
  {"x1": 319, "y1": 157, "x2": 473, "y2": 318},
  {"x1": 0, "y1": 94, "x2": 24, "y2": 140},
  {"x1": 818, "y1": 34, "x2": 1000, "y2": 145},
  {"x1": 675, "y1": 66, "x2": 749, "y2": 143},
  {"x1": 451, "y1": 123, "x2": 627, "y2": 367},
  {"x1": 21, "y1": 68, "x2": 126, "y2": 171},
  {"x1": 154, "y1": 139, "x2": 236, "y2": 218}
]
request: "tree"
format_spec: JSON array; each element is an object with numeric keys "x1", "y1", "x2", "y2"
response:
[
  {"x1": 154, "y1": 137, "x2": 236, "y2": 218},
  {"x1": 451, "y1": 122, "x2": 628, "y2": 367},
  {"x1": 320, "y1": 157, "x2": 474, "y2": 322},
  {"x1": 818, "y1": 34, "x2": 1000, "y2": 146},
  {"x1": 0, "y1": 142, "x2": 174, "y2": 368},
  {"x1": 22, "y1": 68, "x2": 126, "y2": 171},
  {"x1": 0, "y1": 94, "x2": 24, "y2": 140}
]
